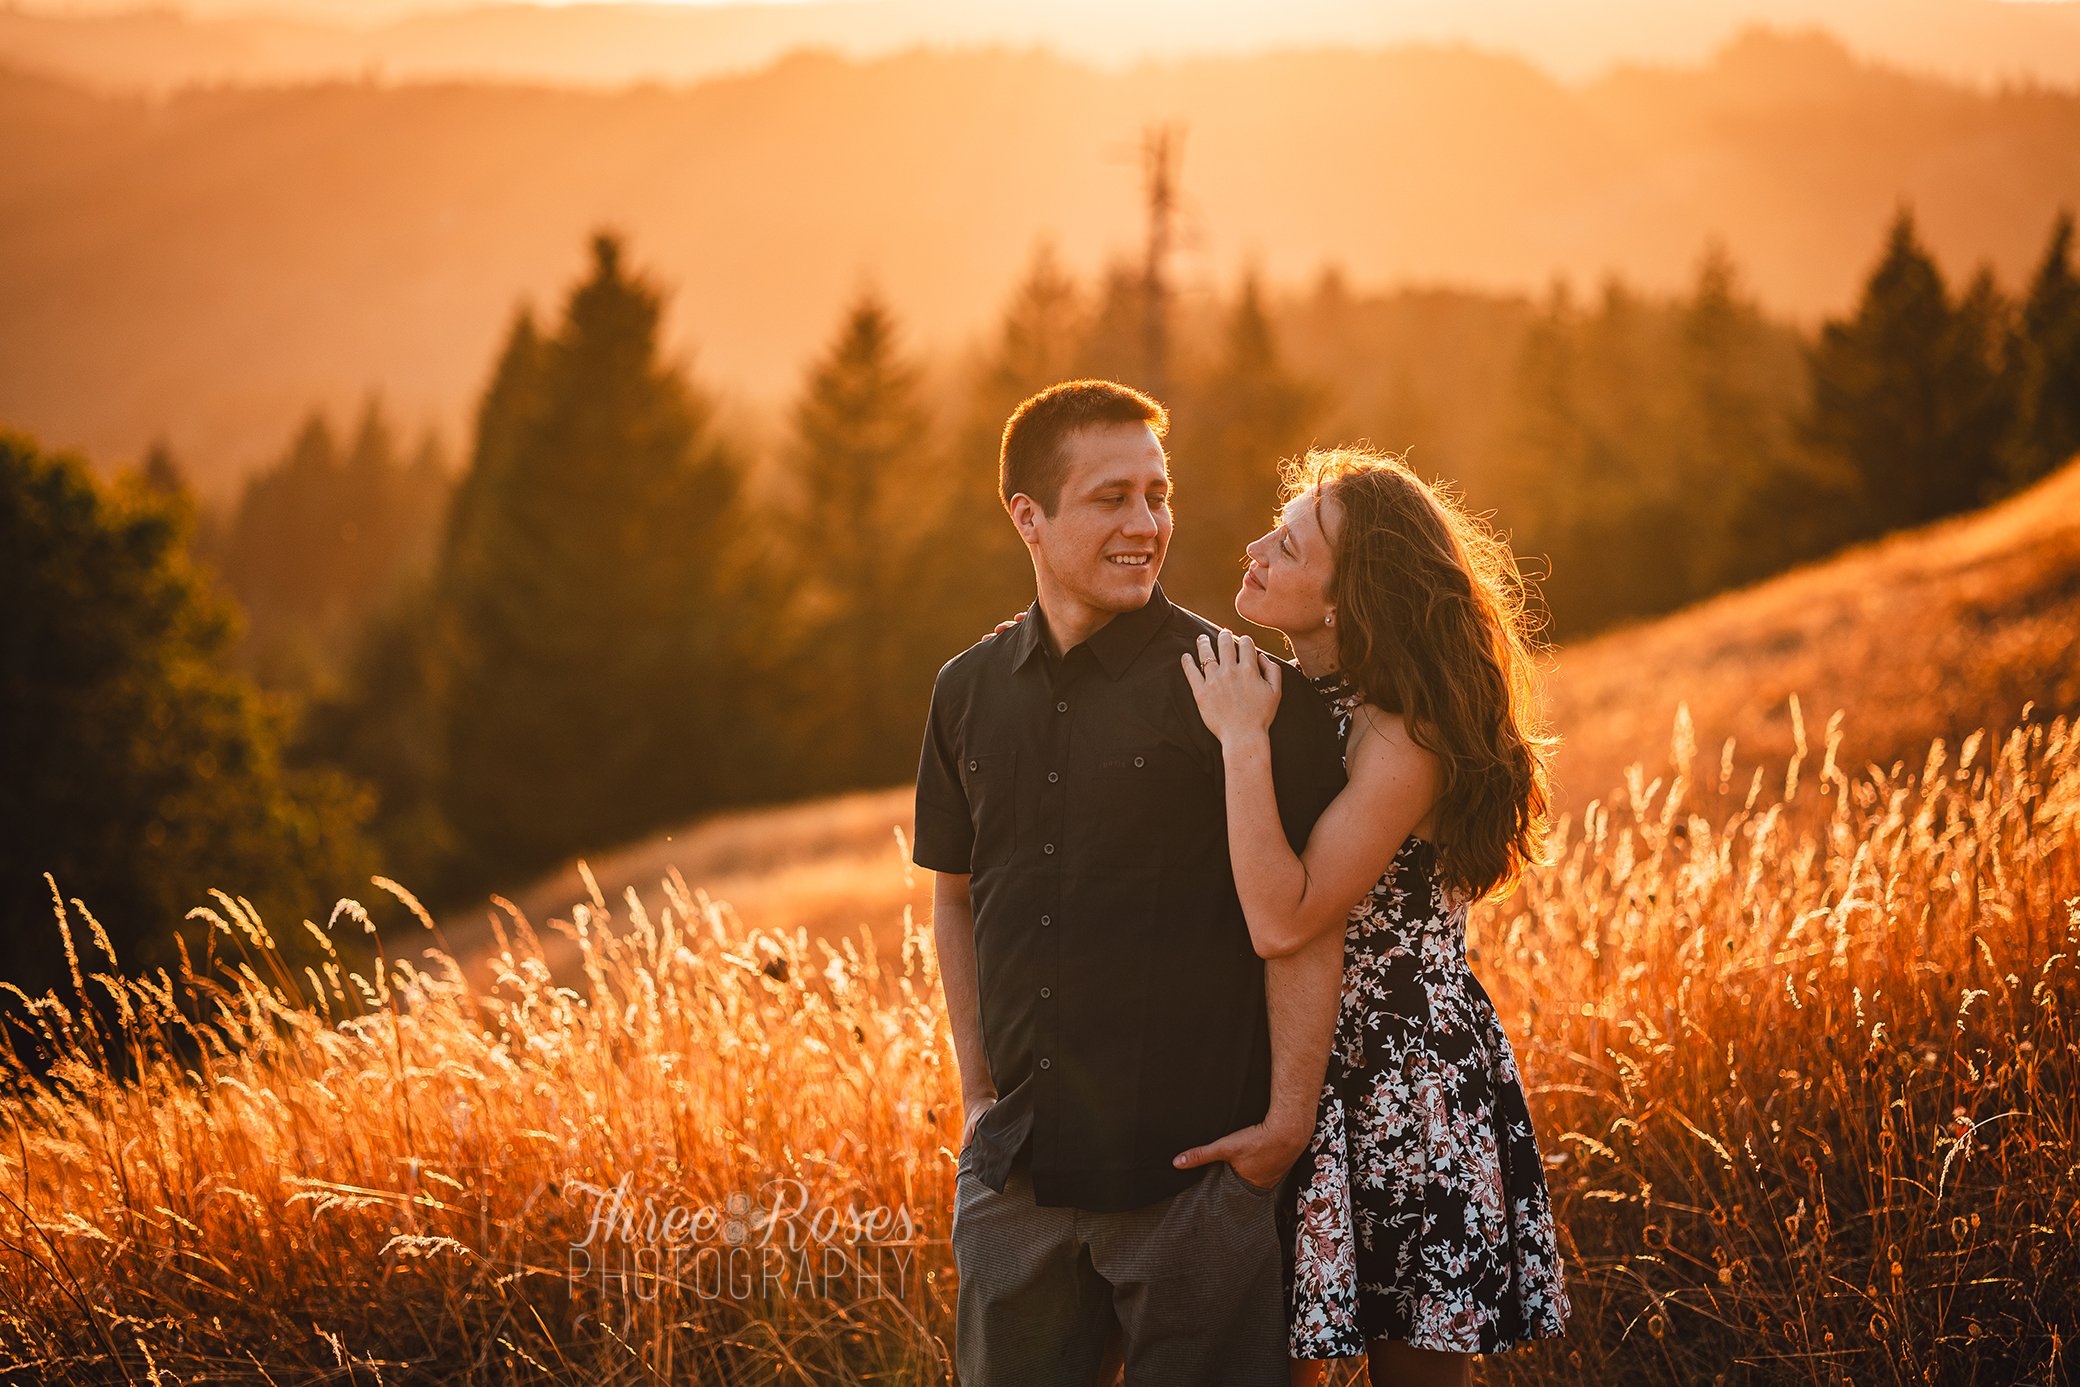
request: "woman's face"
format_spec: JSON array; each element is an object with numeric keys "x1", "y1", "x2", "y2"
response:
[{"x1": 1235, "y1": 486, "x2": 1340, "y2": 635}]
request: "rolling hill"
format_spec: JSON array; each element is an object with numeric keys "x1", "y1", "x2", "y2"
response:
[
  {"x1": 2, "y1": 30, "x2": 2077, "y2": 493},
  {"x1": 448, "y1": 455, "x2": 2080, "y2": 974},
  {"x1": 1546, "y1": 453, "x2": 2080, "y2": 806}
]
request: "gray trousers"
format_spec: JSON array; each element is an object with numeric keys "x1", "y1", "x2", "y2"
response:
[{"x1": 950, "y1": 1148, "x2": 1288, "y2": 1386}]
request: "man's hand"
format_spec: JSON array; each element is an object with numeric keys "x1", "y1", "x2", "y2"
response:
[
  {"x1": 961, "y1": 1093, "x2": 999, "y2": 1148},
  {"x1": 1172, "y1": 1119, "x2": 1311, "y2": 1193}
]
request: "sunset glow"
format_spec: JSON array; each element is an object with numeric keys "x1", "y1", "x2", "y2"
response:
[{"x1": 3, "y1": 0, "x2": 2077, "y2": 1381}]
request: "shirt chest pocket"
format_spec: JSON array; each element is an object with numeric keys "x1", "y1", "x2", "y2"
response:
[
  {"x1": 1092, "y1": 744, "x2": 1207, "y2": 852},
  {"x1": 960, "y1": 750, "x2": 1019, "y2": 866}
]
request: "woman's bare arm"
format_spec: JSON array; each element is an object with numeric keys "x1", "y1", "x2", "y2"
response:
[{"x1": 1184, "y1": 630, "x2": 1442, "y2": 959}]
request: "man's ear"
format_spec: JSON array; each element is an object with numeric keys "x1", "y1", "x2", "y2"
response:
[{"x1": 1008, "y1": 493, "x2": 1044, "y2": 546}]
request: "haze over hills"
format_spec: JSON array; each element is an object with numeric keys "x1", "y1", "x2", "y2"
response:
[
  {"x1": 9, "y1": 0, "x2": 2080, "y2": 91},
  {"x1": 3, "y1": 29, "x2": 2078, "y2": 492}
]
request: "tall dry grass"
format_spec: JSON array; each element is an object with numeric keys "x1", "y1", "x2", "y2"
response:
[
  {"x1": 2, "y1": 869, "x2": 962, "y2": 1382},
  {"x1": 1488, "y1": 706, "x2": 2079, "y2": 1386},
  {"x1": 3, "y1": 708, "x2": 2076, "y2": 1383}
]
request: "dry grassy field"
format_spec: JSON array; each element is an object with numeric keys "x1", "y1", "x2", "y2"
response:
[{"x1": 6, "y1": 466, "x2": 2080, "y2": 1384}]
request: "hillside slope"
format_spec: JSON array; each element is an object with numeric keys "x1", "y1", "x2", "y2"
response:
[
  {"x1": 453, "y1": 458, "x2": 2080, "y2": 967},
  {"x1": 1548, "y1": 455, "x2": 2080, "y2": 804}
]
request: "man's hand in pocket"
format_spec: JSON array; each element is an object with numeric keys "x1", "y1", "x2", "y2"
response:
[
  {"x1": 961, "y1": 1093, "x2": 998, "y2": 1148},
  {"x1": 1171, "y1": 1120, "x2": 1307, "y2": 1192}
]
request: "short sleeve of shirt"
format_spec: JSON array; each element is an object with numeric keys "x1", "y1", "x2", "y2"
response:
[
  {"x1": 1267, "y1": 666, "x2": 1347, "y2": 853},
  {"x1": 912, "y1": 668, "x2": 974, "y2": 873}
]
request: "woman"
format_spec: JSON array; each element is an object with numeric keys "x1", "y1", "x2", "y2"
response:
[{"x1": 1178, "y1": 447, "x2": 1568, "y2": 1385}]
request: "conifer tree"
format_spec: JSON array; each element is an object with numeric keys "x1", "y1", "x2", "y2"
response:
[
  {"x1": 295, "y1": 580, "x2": 456, "y2": 892},
  {"x1": 1676, "y1": 243, "x2": 1838, "y2": 590},
  {"x1": 1565, "y1": 279, "x2": 1686, "y2": 625},
  {"x1": 295, "y1": 422, "x2": 458, "y2": 897},
  {"x1": 1080, "y1": 262, "x2": 1160, "y2": 392},
  {"x1": 216, "y1": 411, "x2": 343, "y2": 688},
  {"x1": 1502, "y1": 281, "x2": 1600, "y2": 633},
  {"x1": 2009, "y1": 210, "x2": 2080, "y2": 485},
  {"x1": 301, "y1": 318, "x2": 546, "y2": 896},
  {"x1": 212, "y1": 397, "x2": 451, "y2": 695},
  {"x1": 1951, "y1": 265, "x2": 2021, "y2": 494},
  {"x1": 1, "y1": 431, "x2": 375, "y2": 998},
  {"x1": 1663, "y1": 248, "x2": 1753, "y2": 599},
  {"x1": 932, "y1": 244, "x2": 1088, "y2": 654},
  {"x1": 784, "y1": 289, "x2": 933, "y2": 787},
  {"x1": 438, "y1": 307, "x2": 547, "y2": 625},
  {"x1": 434, "y1": 232, "x2": 745, "y2": 883},
  {"x1": 390, "y1": 426, "x2": 453, "y2": 584},
  {"x1": 137, "y1": 438, "x2": 189, "y2": 502},
  {"x1": 336, "y1": 397, "x2": 402, "y2": 611},
  {"x1": 1806, "y1": 209, "x2": 2010, "y2": 533},
  {"x1": 1166, "y1": 270, "x2": 1322, "y2": 619}
]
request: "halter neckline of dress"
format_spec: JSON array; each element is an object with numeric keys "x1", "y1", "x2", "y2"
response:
[
  {"x1": 1307, "y1": 667, "x2": 1356, "y2": 705},
  {"x1": 1306, "y1": 668, "x2": 1433, "y2": 856}
]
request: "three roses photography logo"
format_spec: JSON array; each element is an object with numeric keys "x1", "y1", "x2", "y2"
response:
[{"x1": 563, "y1": 1173, "x2": 921, "y2": 1305}]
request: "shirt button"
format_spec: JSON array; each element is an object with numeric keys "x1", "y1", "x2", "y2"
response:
[
  {"x1": 1055, "y1": 701, "x2": 1068, "y2": 713},
  {"x1": 1043, "y1": 843, "x2": 1056, "y2": 855},
  {"x1": 1040, "y1": 915, "x2": 1052, "y2": 926},
  {"x1": 1134, "y1": 756, "x2": 1145, "y2": 768},
  {"x1": 1038, "y1": 1058, "x2": 1051, "y2": 1069},
  {"x1": 1047, "y1": 771, "x2": 1060, "y2": 784},
  {"x1": 1040, "y1": 987, "x2": 1052, "y2": 998},
  {"x1": 967, "y1": 759, "x2": 978, "y2": 771}
]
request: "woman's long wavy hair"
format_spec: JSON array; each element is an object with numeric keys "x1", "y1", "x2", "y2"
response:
[{"x1": 1286, "y1": 447, "x2": 1556, "y2": 902}]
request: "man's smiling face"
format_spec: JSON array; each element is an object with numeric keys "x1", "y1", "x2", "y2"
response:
[{"x1": 1021, "y1": 420, "x2": 1172, "y2": 622}]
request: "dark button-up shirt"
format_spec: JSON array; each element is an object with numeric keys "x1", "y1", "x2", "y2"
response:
[{"x1": 913, "y1": 584, "x2": 1346, "y2": 1211}]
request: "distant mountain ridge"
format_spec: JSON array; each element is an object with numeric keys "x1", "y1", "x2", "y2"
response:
[
  {"x1": 10, "y1": 0, "x2": 2080, "y2": 93},
  {"x1": 1, "y1": 29, "x2": 2076, "y2": 490}
]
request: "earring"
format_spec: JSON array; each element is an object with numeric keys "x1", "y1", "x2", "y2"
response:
[{"x1": 1325, "y1": 612, "x2": 1335, "y2": 627}]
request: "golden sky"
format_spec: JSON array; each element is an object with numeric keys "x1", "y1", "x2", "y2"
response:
[
  {"x1": 8, "y1": 0, "x2": 2078, "y2": 477},
  {"x1": 22, "y1": 0, "x2": 2080, "y2": 85}
]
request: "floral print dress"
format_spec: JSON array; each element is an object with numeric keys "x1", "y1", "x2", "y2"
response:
[{"x1": 1285, "y1": 671, "x2": 1570, "y2": 1358}]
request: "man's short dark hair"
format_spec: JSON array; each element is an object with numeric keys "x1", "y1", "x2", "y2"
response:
[{"x1": 999, "y1": 380, "x2": 1169, "y2": 516}]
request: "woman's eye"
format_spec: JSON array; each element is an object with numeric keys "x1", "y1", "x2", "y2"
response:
[{"x1": 1279, "y1": 537, "x2": 1295, "y2": 558}]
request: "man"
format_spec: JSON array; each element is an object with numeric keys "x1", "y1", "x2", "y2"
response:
[{"x1": 913, "y1": 380, "x2": 1349, "y2": 1384}]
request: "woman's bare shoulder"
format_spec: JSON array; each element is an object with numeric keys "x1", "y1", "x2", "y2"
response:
[{"x1": 1345, "y1": 705, "x2": 1440, "y2": 783}]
